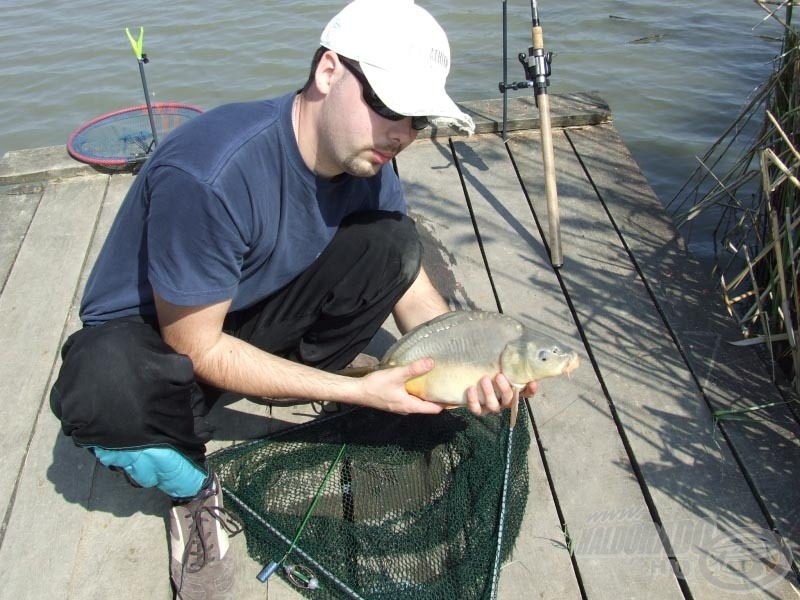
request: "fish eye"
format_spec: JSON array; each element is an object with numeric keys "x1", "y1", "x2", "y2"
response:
[{"x1": 538, "y1": 349, "x2": 550, "y2": 361}]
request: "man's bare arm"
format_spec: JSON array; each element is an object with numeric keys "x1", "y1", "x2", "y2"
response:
[{"x1": 153, "y1": 292, "x2": 442, "y2": 414}]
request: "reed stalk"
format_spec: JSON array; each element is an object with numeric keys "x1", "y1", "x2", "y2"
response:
[{"x1": 670, "y1": 2, "x2": 799, "y2": 394}]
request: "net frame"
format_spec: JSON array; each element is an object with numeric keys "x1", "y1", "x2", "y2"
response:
[{"x1": 66, "y1": 103, "x2": 202, "y2": 167}]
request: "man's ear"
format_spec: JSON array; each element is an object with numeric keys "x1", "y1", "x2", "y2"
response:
[{"x1": 314, "y1": 50, "x2": 339, "y2": 95}]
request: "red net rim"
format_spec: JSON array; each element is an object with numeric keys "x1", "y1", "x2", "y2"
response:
[{"x1": 67, "y1": 102, "x2": 203, "y2": 167}]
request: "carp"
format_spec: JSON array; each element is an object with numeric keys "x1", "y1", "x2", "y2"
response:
[{"x1": 350, "y1": 310, "x2": 580, "y2": 406}]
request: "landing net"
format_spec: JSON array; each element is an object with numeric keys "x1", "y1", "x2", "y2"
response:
[
  {"x1": 67, "y1": 103, "x2": 202, "y2": 168},
  {"x1": 209, "y1": 405, "x2": 530, "y2": 600}
]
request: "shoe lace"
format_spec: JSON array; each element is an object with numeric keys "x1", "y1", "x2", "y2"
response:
[{"x1": 182, "y1": 504, "x2": 244, "y2": 574}]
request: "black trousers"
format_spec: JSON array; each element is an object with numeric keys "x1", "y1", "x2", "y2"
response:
[{"x1": 50, "y1": 211, "x2": 422, "y2": 467}]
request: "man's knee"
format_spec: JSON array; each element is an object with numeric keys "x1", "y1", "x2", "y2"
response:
[
  {"x1": 339, "y1": 211, "x2": 422, "y2": 285},
  {"x1": 50, "y1": 319, "x2": 208, "y2": 463}
]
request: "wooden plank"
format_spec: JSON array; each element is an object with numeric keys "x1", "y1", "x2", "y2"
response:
[
  {"x1": 69, "y1": 483, "x2": 173, "y2": 600},
  {"x1": 1, "y1": 175, "x2": 129, "y2": 599},
  {"x1": 45, "y1": 175, "x2": 172, "y2": 600},
  {"x1": 0, "y1": 182, "x2": 43, "y2": 292},
  {"x1": 397, "y1": 138, "x2": 582, "y2": 600},
  {"x1": 397, "y1": 137, "x2": 497, "y2": 311},
  {"x1": 464, "y1": 92, "x2": 612, "y2": 132},
  {"x1": 0, "y1": 174, "x2": 108, "y2": 596},
  {"x1": 510, "y1": 127, "x2": 799, "y2": 598},
  {"x1": 416, "y1": 93, "x2": 612, "y2": 140},
  {"x1": 567, "y1": 123, "x2": 800, "y2": 580},
  {"x1": 453, "y1": 132, "x2": 682, "y2": 599},
  {"x1": 0, "y1": 146, "x2": 97, "y2": 185},
  {"x1": 1, "y1": 175, "x2": 195, "y2": 600}
]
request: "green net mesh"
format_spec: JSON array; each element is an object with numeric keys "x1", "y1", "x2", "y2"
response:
[{"x1": 209, "y1": 405, "x2": 531, "y2": 600}]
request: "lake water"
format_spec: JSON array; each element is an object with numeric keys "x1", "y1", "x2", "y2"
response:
[{"x1": 1, "y1": 1, "x2": 785, "y2": 258}]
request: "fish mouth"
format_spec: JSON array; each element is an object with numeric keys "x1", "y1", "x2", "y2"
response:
[{"x1": 562, "y1": 353, "x2": 580, "y2": 375}]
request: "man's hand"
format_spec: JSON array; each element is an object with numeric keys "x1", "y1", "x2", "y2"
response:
[
  {"x1": 356, "y1": 358, "x2": 444, "y2": 415},
  {"x1": 464, "y1": 374, "x2": 538, "y2": 417}
]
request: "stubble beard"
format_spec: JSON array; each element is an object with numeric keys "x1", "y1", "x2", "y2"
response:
[{"x1": 342, "y1": 152, "x2": 382, "y2": 178}]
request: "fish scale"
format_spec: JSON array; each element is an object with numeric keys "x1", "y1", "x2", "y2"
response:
[{"x1": 385, "y1": 314, "x2": 519, "y2": 365}]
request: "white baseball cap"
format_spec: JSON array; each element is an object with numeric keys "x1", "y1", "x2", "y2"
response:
[{"x1": 320, "y1": 0, "x2": 475, "y2": 134}]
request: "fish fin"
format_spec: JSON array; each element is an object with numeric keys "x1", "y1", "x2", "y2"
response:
[
  {"x1": 404, "y1": 377, "x2": 426, "y2": 398},
  {"x1": 499, "y1": 339, "x2": 532, "y2": 384},
  {"x1": 405, "y1": 379, "x2": 460, "y2": 408},
  {"x1": 337, "y1": 365, "x2": 380, "y2": 378}
]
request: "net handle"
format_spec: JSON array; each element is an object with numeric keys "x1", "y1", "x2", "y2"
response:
[{"x1": 257, "y1": 443, "x2": 348, "y2": 589}]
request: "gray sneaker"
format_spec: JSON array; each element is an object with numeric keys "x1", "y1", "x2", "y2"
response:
[{"x1": 169, "y1": 473, "x2": 243, "y2": 599}]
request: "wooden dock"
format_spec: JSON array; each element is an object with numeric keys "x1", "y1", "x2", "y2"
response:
[{"x1": 0, "y1": 94, "x2": 797, "y2": 599}]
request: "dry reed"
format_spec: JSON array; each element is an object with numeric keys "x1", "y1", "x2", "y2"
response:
[{"x1": 669, "y1": 1, "x2": 799, "y2": 395}]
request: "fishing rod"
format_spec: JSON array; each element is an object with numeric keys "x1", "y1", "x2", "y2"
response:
[{"x1": 500, "y1": 0, "x2": 563, "y2": 268}]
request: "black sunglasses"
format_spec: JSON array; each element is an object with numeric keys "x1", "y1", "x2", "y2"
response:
[{"x1": 339, "y1": 57, "x2": 429, "y2": 131}]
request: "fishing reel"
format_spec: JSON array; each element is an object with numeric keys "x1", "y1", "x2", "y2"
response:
[
  {"x1": 499, "y1": 50, "x2": 553, "y2": 103},
  {"x1": 257, "y1": 560, "x2": 319, "y2": 590},
  {"x1": 285, "y1": 564, "x2": 319, "y2": 590}
]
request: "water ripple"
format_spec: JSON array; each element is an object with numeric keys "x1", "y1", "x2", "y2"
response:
[{"x1": 0, "y1": 0, "x2": 784, "y2": 226}]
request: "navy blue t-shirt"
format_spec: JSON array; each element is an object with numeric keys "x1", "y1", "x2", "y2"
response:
[{"x1": 80, "y1": 91, "x2": 406, "y2": 325}]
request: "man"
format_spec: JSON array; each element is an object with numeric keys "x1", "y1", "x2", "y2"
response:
[{"x1": 50, "y1": 1, "x2": 537, "y2": 598}]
